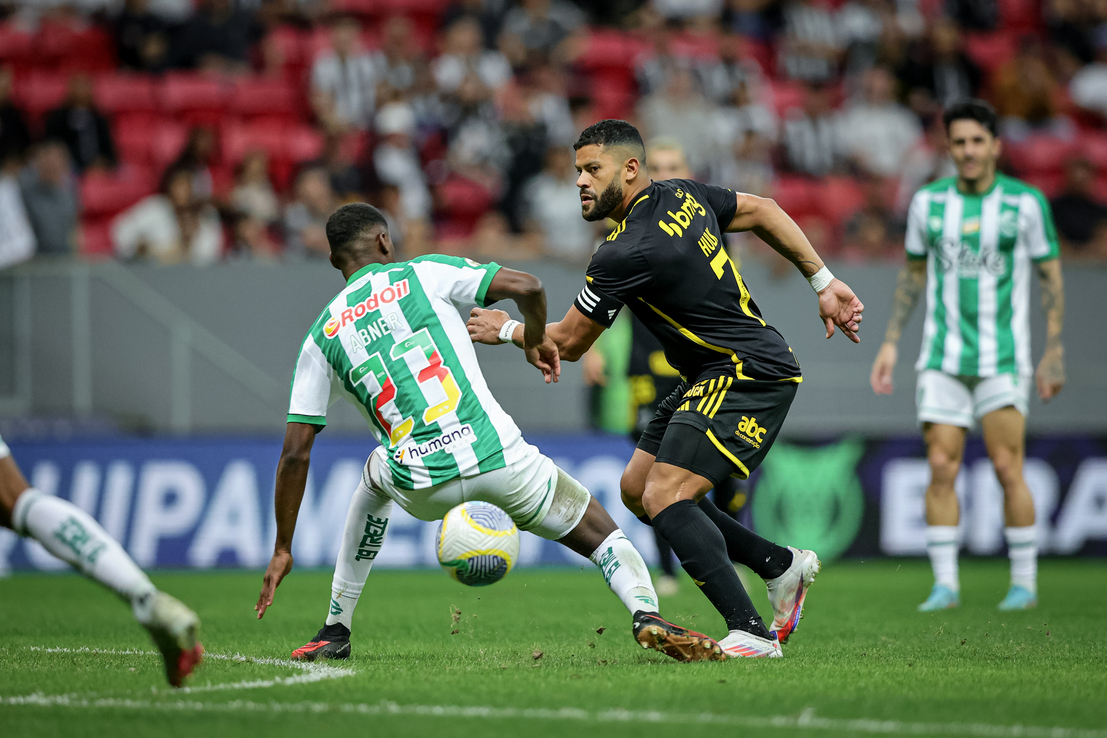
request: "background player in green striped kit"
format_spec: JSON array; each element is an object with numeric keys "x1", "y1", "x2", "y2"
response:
[
  {"x1": 254, "y1": 203, "x2": 726, "y2": 663},
  {"x1": 871, "y1": 100, "x2": 1066, "y2": 612}
]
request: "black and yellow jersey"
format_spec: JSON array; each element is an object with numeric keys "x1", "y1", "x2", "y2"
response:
[{"x1": 573, "y1": 178, "x2": 802, "y2": 382}]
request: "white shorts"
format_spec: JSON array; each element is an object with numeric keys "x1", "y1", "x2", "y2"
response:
[
  {"x1": 916, "y1": 370, "x2": 1029, "y2": 429},
  {"x1": 364, "y1": 441, "x2": 590, "y2": 541}
]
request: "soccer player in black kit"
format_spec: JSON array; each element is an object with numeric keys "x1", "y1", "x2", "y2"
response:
[{"x1": 469, "y1": 120, "x2": 864, "y2": 658}]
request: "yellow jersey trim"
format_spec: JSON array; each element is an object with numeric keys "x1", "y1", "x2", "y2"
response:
[
  {"x1": 605, "y1": 194, "x2": 650, "y2": 242},
  {"x1": 637, "y1": 298, "x2": 754, "y2": 380},
  {"x1": 706, "y1": 429, "x2": 750, "y2": 479}
]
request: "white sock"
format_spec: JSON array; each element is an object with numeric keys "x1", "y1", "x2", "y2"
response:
[
  {"x1": 1005, "y1": 526, "x2": 1037, "y2": 593},
  {"x1": 588, "y1": 529, "x2": 659, "y2": 615},
  {"x1": 12, "y1": 488, "x2": 157, "y2": 619},
  {"x1": 324, "y1": 477, "x2": 393, "y2": 631},
  {"x1": 925, "y1": 525, "x2": 960, "y2": 592}
]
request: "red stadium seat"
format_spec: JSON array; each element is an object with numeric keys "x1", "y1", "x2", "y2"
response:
[
  {"x1": 770, "y1": 176, "x2": 817, "y2": 219},
  {"x1": 998, "y1": 0, "x2": 1041, "y2": 33},
  {"x1": 94, "y1": 74, "x2": 158, "y2": 117},
  {"x1": 436, "y1": 176, "x2": 495, "y2": 237},
  {"x1": 963, "y1": 32, "x2": 1018, "y2": 75},
  {"x1": 330, "y1": 0, "x2": 380, "y2": 15},
  {"x1": 150, "y1": 121, "x2": 190, "y2": 169},
  {"x1": 817, "y1": 177, "x2": 867, "y2": 226},
  {"x1": 1077, "y1": 131, "x2": 1107, "y2": 170},
  {"x1": 230, "y1": 77, "x2": 300, "y2": 123},
  {"x1": 1021, "y1": 171, "x2": 1064, "y2": 197},
  {"x1": 670, "y1": 32, "x2": 720, "y2": 61},
  {"x1": 42, "y1": 24, "x2": 116, "y2": 73},
  {"x1": 79, "y1": 167, "x2": 156, "y2": 220},
  {"x1": 770, "y1": 81, "x2": 805, "y2": 117},
  {"x1": 0, "y1": 24, "x2": 35, "y2": 69},
  {"x1": 1006, "y1": 135, "x2": 1075, "y2": 175},
  {"x1": 160, "y1": 73, "x2": 228, "y2": 126},
  {"x1": 14, "y1": 72, "x2": 68, "y2": 126},
  {"x1": 287, "y1": 125, "x2": 325, "y2": 163},
  {"x1": 80, "y1": 220, "x2": 113, "y2": 258}
]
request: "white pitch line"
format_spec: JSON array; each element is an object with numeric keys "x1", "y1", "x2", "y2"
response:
[
  {"x1": 24, "y1": 646, "x2": 355, "y2": 693},
  {"x1": 2, "y1": 695, "x2": 1105, "y2": 738}
]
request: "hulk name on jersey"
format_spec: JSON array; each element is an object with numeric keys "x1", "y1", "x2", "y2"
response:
[
  {"x1": 906, "y1": 174, "x2": 1059, "y2": 378},
  {"x1": 287, "y1": 255, "x2": 526, "y2": 490}
]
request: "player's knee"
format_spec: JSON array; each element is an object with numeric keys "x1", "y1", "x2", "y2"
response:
[
  {"x1": 619, "y1": 469, "x2": 645, "y2": 510},
  {"x1": 927, "y1": 447, "x2": 962, "y2": 486},
  {"x1": 991, "y1": 450, "x2": 1024, "y2": 491}
]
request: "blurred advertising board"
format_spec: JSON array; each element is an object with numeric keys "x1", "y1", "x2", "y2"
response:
[{"x1": 2, "y1": 434, "x2": 1105, "y2": 572}]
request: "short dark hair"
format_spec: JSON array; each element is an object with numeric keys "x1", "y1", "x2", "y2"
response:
[
  {"x1": 326, "y1": 203, "x2": 388, "y2": 256},
  {"x1": 573, "y1": 119, "x2": 645, "y2": 157},
  {"x1": 943, "y1": 99, "x2": 999, "y2": 138}
]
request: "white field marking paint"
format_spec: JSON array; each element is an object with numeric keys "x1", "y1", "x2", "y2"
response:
[
  {"x1": 1, "y1": 694, "x2": 1105, "y2": 738},
  {"x1": 23, "y1": 646, "x2": 355, "y2": 693}
]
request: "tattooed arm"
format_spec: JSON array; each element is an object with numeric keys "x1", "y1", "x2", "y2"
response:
[
  {"x1": 870, "y1": 259, "x2": 927, "y2": 395},
  {"x1": 1035, "y1": 259, "x2": 1065, "y2": 402},
  {"x1": 727, "y1": 192, "x2": 865, "y2": 342}
]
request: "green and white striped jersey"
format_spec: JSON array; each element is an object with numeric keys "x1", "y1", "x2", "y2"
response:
[
  {"x1": 905, "y1": 174, "x2": 1059, "y2": 378},
  {"x1": 287, "y1": 255, "x2": 526, "y2": 490}
]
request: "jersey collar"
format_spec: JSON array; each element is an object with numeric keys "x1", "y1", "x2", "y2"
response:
[{"x1": 346, "y1": 262, "x2": 385, "y2": 286}]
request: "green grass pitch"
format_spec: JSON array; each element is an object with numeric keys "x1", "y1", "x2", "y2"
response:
[{"x1": 2, "y1": 559, "x2": 1105, "y2": 738}]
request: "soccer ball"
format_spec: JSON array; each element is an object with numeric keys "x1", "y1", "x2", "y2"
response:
[{"x1": 435, "y1": 502, "x2": 520, "y2": 586}]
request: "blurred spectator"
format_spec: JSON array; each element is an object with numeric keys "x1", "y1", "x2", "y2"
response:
[
  {"x1": 713, "y1": 79, "x2": 777, "y2": 192},
  {"x1": 700, "y1": 34, "x2": 768, "y2": 106},
  {"x1": 170, "y1": 0, "x2": 259, "y2": 73},
  {"x1": 944, "y1": 0, "x2": 997, "y2": 31},
  {"x1": 1050, "y1": 158, "x2": 1107, "y2": 259},
  {"x1": 993, "y1": 38, "x2": 1074, "y2": 141},
  {"x1": 638, "y1": 66, "x2": 717, "y2": 177},
  {"x1": 373, "y1": 103, "x2": 432, "y2": 223},
  {"x1": 319, "y1": 134, "x2": 363, "y2": 201},
  {"x1": 373, "y1": 16, "x2": 423, "y2": 95},
  {"x1": 283, "y1": 167, "x2": 336, "y2": 259},
  {"x1": 652, "y1": 0, "x2": 725, "y2": 20},
  {"x1": 0, "y1": 163, "x2": 35, "y2": 269},
  {"x1": 311, "y1": 15, "x2": 379, "y2": 133},
  {"x1": 0, "y1": 67, "x2": 31, "y2": 169},
  {"x1": 115, "y1": 0, "x2": 170, "y2": 72},
  {"x1": 841, "y1": 172, "x2": 904, "y2": 262},
  {"x1": 526, "y1": 63, "x2": 575, "y2": 146},
  {"x1": 440, "y1": 0, "x2": 508, "y2": 47},
  {"x1": 1048, "y1": 0, "x2": 1099, "y2": 67},
  {"x1": 434, "y1": 17, "x2": 513, "y2": 94},
  {"x1": 520, "y1": 145, "x2": 594, "y2": 262},
  {"x1": 897, "y1": 18, "x2": 981, "y2": 115},
  {"x1": 781, "y1": 81, "x2": 838, "y2": 177},
  {"x1": 646, "y1": 137, "x2": 693, "y2": 180},
  {"x1": 18, "y1": 142, "x2": 78, "y2": 257},
  {"x1": 231, "y1": 150, "x2": 279, "y2": 225},
  {"x1": 724, "y1": 0, "x2": 785, "y2": 41},
  {"x1": 229, "y1": 212, "x2": 279, "y2": 261},
  {"x1": 499, "y1": 83, "x2": 547, "y2": 231},
  {"x1": 443, "y1": 77, "x2": 508, "y2": 195},
  {"x1": 1070, "y1": 30, "x2": 1107, "y2": 118},
  {"x1": 113, "y1": 167, "x2": 223, "y2": 266},
  {"x1": 835, "y1": 66, "x2": 921, "y2": 177},
  {"x1": 895, "y1": 116, "x2": 956, "y2": 213},
  {"x1": 44, "y1": 74, "x2": 117, "y2": 174},
  {"x1": 170, "y1": 127, "x2": 217, "y2": 201},
  {"x1": 780, "y1": 0, "x2": 842, "y2": 82},
  {"x1": 499, "y1": 0, "x2": 584, "y2": 62},
  {"x1": 836, "y1": 0, "x2": 892, "y2": 75}
]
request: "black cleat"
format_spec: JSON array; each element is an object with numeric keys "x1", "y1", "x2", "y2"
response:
[
  {"x1": 632, "y1": 611, "x2": 726, "y2": 662},
  {"x1": 291, "y1": 623, "x2": 352, "y2": 662}
]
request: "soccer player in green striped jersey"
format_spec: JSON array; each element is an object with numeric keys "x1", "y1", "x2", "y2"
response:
[
  {"x1": 255, "y1": 203, "x2": 726, "y2": 663},
  {"x1": 871, "y1": 100, "x2": 1066, "y2": 612}
]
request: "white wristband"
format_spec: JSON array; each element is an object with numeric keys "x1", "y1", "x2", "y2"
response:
[
  {"x1": 498, "y1": 320, "x2": 522, "y2": 346},
  {"x1": 807, "y1": 266, "x2": 835, "y2": 293}
]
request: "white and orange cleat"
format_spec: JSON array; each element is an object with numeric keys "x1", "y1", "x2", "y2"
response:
[
  {"x1": 767, "y1": 547, "x2": 820, "y2": 644},
  {"x1": 718, "y1": 629, "x2": 783, "y2": 658}
]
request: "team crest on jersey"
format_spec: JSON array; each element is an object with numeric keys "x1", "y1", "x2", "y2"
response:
[
  {"x1": 324, "y1": 280, "x2": 411, "y2": 339},
  {"x1": 927, "y1": 216, "x2": 943, "y2": 233},
  {"x1": 999, "y1": 209, "x2": 1019, "y2": 238}
]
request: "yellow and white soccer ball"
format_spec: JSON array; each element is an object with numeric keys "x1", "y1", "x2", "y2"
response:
[{"x1": 435, "y1": 501, "x2": 520, "y2": 586}]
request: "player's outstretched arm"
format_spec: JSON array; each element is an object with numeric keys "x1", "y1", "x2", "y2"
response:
[
  {"x1": 726, "y1": 192, "x2": 864, "y2": 342},
  {"x1": 871, "y1": 260, "x2": 927, "y2": 395},
  {"x1": 256, "y1": 422, "x2": 318, "y2": 619},
  {"x1": 1035, "y1": 259, "x2": 1065, "y2": 402},
  {"x1": 469, "y1": 304, "x2": 604, "y2": 365},
  {"x1": 481, "y1": 267, "x2": 561, "y2": 383}
]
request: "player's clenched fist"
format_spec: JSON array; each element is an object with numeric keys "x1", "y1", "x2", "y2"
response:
[{"x1": 468, "y1": 307, "x2": 510, "y2": 344}]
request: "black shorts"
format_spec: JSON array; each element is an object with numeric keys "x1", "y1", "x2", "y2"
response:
[{"x1": 637, "y1": 373, "x2": 798, "y2": 486}]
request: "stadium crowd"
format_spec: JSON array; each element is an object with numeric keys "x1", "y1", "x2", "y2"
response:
[{"x1": 1, "y1": 0, "x2": 1106, "y2": 269}]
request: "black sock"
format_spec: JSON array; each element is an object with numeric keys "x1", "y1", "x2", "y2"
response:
[
  {"x1": 652, "y1": 500, "x2": 770, "y2": 638},
  {"x1": 652, "y1": 527, "x2": 677, "y2": 577},
  {"x1": 698, "y1": 498, "x2": 793, "y2": 580}
]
